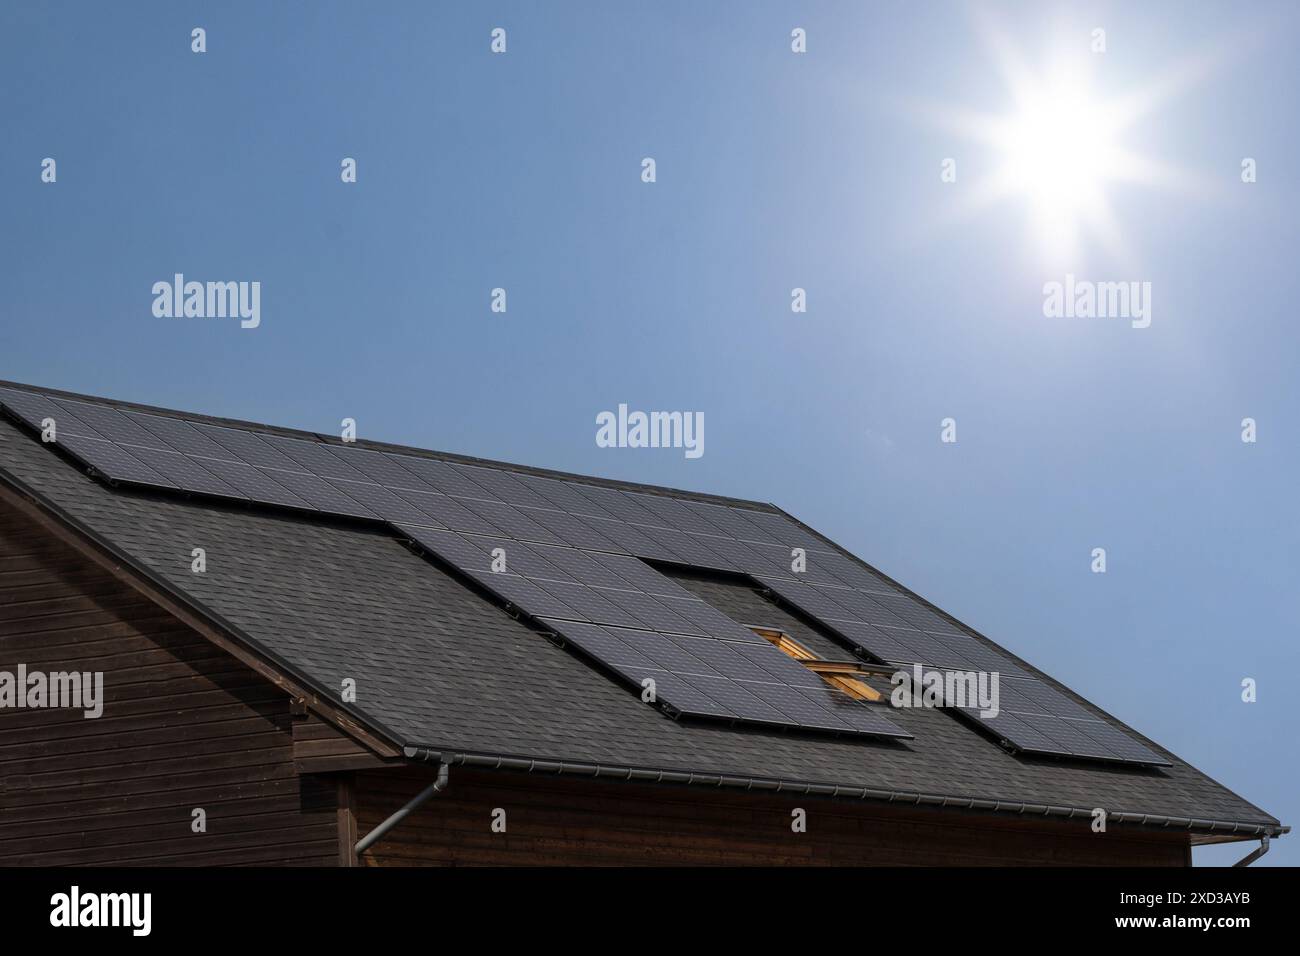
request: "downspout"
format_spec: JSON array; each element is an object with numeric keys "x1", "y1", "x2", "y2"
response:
[
  {"x1": 1231, "y1": 833, "x2": 1269, "y2": 867},
  {"x1": 353, "y1": 760, "x2": 449, "y2": 856}
]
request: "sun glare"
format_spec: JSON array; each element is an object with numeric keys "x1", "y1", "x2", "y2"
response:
[
  {"x1": 999, "y1": 83, "x2": 1119, "y2": 216},
  {"x1": 901, "y1": 18, "x2": 1228, "y2": 268},
  {"x1": 991, "y1": 74, "x2": 1126, "y2": 259}
]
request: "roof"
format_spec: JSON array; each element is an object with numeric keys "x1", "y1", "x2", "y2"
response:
[{"x1": 0, "y1": 380, "x2": 1284, "y2": 841}]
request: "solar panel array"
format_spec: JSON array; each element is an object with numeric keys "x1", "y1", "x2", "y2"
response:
[
  {"x1": 401, "y1": 526, "x2": 909, "y2": 737},
  {"x1": 0, "y1": 385, "x2": 910, "y2": 740},
  {"x1": 0, "y1": 385, "x2": 1166, "y2": 762},
  {"x1": 756, "y1": 576, "x2": 1169, "y2": 765}
]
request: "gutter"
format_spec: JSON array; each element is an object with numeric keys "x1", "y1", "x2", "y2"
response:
[
  {"x1": 1232, "y1": 834, "x2": 1270, "y2": 867},
  {"x1": 405, "y1": 747, "x2": 1289, "y2": 841},
  {"x1": 354, "y1": 760, "x2": 449, "y2": 856}
]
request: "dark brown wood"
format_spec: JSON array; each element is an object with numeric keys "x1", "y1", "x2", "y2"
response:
[
  {"x1": 354, "y1": 767, "x2": 1191, "y2": 867},
  {"x1": 0, "y1": 478, "x2": 399, "y2": 759},
  {"x1": 0, "y1": 497, "x2": 341, "y2": 866},
  {"x1": 337, "y1": 775, "x2": 358, "y2": 867},
  {"x1": 293, "y1": 713, "x2": 393, "y2": 774}
]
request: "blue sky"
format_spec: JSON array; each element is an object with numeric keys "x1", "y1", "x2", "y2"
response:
[{"x1": 2, "y1": 1, "x2": 1296, "y2": 865}]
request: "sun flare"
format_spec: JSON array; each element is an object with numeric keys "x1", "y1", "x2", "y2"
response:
[{"x1": 903, "y1": 19, "x2": 1227, "y2": 267}]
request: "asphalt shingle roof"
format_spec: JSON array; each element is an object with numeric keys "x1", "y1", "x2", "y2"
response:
[{"x1": 0, "y1": 389, "x2": 1281, "y2": 836}]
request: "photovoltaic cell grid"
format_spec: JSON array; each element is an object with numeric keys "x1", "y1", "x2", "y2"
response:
[
  {"x1": 399, "y1": 525, "x2": 910, "y2": 738},
  {"x1": 757, "y1": 575, "x2": 1169, "y2": 765},
  {"x1": 0, "y1": 387, "x2": 1161, "y2": 761}
]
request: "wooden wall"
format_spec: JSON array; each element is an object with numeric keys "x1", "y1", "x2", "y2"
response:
[
  {"x1": 0, "y1": 499, "x2": 339, "y2": 866},
  {"x1": 356, "y1": 766, "x2": 1191, "y2": 866}
]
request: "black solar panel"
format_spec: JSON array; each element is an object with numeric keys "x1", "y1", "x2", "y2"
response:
[
  {"x1": 200, "y1": 458, "x2": 315, "y2": 510},
  {"x1": 193, "y1": 424, "x2": 303, "y2": 471},
  {"x1": 458, "y1": 498, "x2": 566, "y2": 546},
  {"x1": 0, "y1": 387, "x2": 103, "y2": 438},
  {"x1": 55, "y1": 435, "x2": 175, "y2": 486},
  {"x1": 127, "y1": 446, "x2": 245, "y2": 499},
  {"x1": 456, "y1": 464, "x2": 554, "y2": 509},
  {"x1": 517, "y1": 507, "x2": 622, "y2": 552},
  {"x1": 392, "y1": 456, "x2": 495, "y2": 500},
  {"x1": 0, "y1": 384, "x2": 1157, "y2": 761},
  {"x1": 268, "y1": 470, "x2": 375, "y2": 517},
  {"x1": 262, "y1": 435, "x2": 369, "y2": 482},
  {"x1": 326, "y1": 446, "x2": 436, "y2": 492},
  {"x1": 126, "y1": 413, "x2": 238, "y2": 461},
  {"x1": 516, "y1": 474, "x2": 616, "y2": 519},
  {"x1": 51, "y1": 398, "x2": 162, "y2": 448},
  {"x1": 328, "y1": 479, "x2": 432, "y2": 525},
  {"x1": 394, "y1": 489, "x2": 498, "y2": 535},
  {"x1": 755, "y1": 575, "x2": 1167, "y2": 765}
]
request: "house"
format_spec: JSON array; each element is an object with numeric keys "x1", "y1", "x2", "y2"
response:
[{"x1": 0, "y1": 380, "x2": 1284, "y2": 866}]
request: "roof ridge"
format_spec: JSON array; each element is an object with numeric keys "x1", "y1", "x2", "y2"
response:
[{"x1": 0, "y1": 378, "x2": 778, "y2": 511}]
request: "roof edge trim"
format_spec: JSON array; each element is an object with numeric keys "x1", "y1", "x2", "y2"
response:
[{"x1": 402, "y1": 746, "x2": 1288, "y2": 842}]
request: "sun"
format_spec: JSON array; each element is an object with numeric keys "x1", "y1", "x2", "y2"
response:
[
  {"x1": 998, "y1": 80, "x2": 1120, "y2": 221},
  {"x1": 900, "y1": 19, "x2": 1228, "y2": 268},
  {"x1": 987, "y1": 69, "x2": 1128, "y2": 261}
]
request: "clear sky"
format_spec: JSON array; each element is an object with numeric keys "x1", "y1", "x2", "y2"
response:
[{"x1": 2, "y1": 1, "x2": 1296, "y2": 865}]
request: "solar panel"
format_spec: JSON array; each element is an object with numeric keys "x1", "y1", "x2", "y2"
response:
[
  {"x1": 530, "y1": 544, "x2": 631, "y2": 588},
  {"x1": 55, "y1": 435, "x2": 176, "y2": 487},
  {"x1": 394, "y1": 489, "x2": 499, "y2": 535},
  {"x1": 954, "y1": 678, "x2": 1169, "y2": 765},
  {"x1": 0, "y1": 387, "x2": 104, "y2": 438},
  {"x1": 326, "y1": 446, "x2": 437, "y2": 492},
  {"x1": 262, "y1": 435, "x2": 370, "y2": 482},
  {"x1": 542, "y1": 618, "x2": 910, "y2": 737},
  {"x1": 456, "y1": 464, "x2": 554, "y2": 509},
  {"x1": 568, "y1": 483, "x2": 664, "y2": 526},
  {"x1": 200, "y1": 458, "x2": 315, "y2": 510},
  {"x1": 401, "y1": 525, "x2": 490, "y2": 570},
  {"x1": 684, "y1": 500, "x2": 781, "y2": 543},
  {"x1": 0, "y1": 385, "x2": 1158, "y2": 761},
  {"x1": 754, "y1": 574, "x2": 1166, "y2": 764},
  {"x1": 517, "y1": 507, "x2": 622, "y2": 552},
  {"x1": 126, "y1": 446, "x2": 246, "y2": 499},
  {"x1": 392, "y1": 456, "x2": 495, "y2": 500},
  {"x1": 623, "y1": 491, "x2": 715, "y2": 534},
  {"x1": 637, "y1": 525, "x2": 735, "y2": 571},
  {"x1": 537, "y1": 581, "x2": 647, "y2": 628},
  {"x1": 126, "y1": 413, "x2": 238, "y2": 461},
  {"x1": 328, "y1": 479, "x2": 432, "y2": 525},
  {"x1": 733, "y1": 509, "x2": 830, "y2": 552},
  {"x1": 466, "y1": 570, "x2": 585, "y2": 620},
  {"x1": 583, "y1": 517, "x2": 681, "y2": 562},
  {"x1": 596, "y1": 587, "x2": 704, "y2": 634},
  {"x1": 192, "y1": 424, "x2": 303, "y2": 471},
  {"x1": 458, "y1": 498, "x2": 566, "y2": 546},
  {"x1": 516, "y1": 475, "x2": 616, "y2": 519},
  {"x1": 51, "y1": 398, "x2": 163, "y2": 448},
  {"x1": 267, "y1": 470, "x2": 375, "y2": 518}
]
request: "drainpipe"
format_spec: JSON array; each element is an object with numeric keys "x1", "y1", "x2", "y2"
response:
[
  {"x1": 354, "y1": 760, "x2": 449, "y2": 856},
  {"x1": 1231, "y1": 833, "x2": 1269, "y2": 867}
]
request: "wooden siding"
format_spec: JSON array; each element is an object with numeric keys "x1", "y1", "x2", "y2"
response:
[
  {"x1": 0, "y1": 499, "x2": 340, "y2": 866},
  {"x1": 294, "y1": 712, "x2": 392, "y2": 775},
  {"x1": 356, "y1": 766, "x2": 1191, "y2": 866}
]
